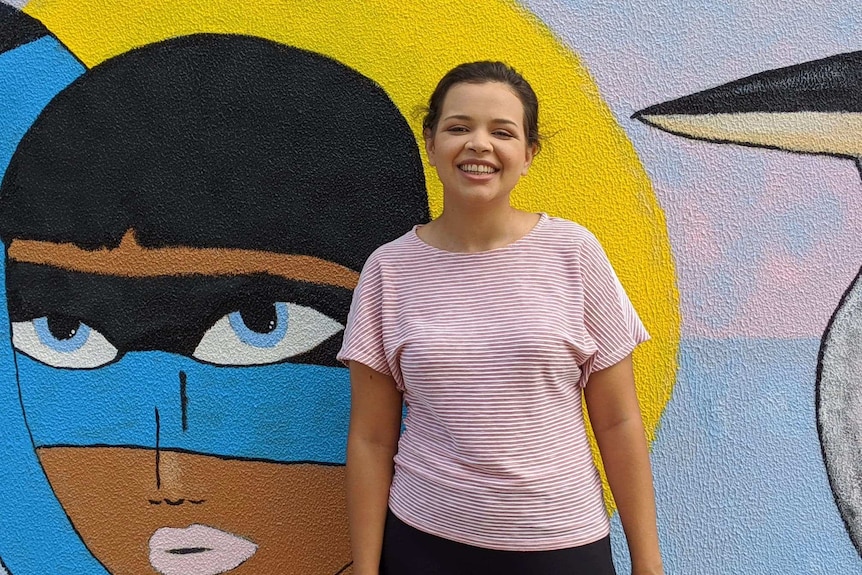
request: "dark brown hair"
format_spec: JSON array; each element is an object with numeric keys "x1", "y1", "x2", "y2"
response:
[{"x1": 422, "y1": 61, "x2": 541, "y2": 153}]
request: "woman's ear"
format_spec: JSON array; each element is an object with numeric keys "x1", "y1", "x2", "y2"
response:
[
  {"x1": 521, "y1": 142, "x2": 538, "y2": 176},
  {"x1": 424, "y1": 128, "x2": 436, "y2": 167}
]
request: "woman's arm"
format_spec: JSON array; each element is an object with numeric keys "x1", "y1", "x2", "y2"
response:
[
  {"x1": 584, "y1": 354, "x2": 664, "y2": 575},
  {"x1": 346, "y1": 360, "x2": 404, "y2": 575}
]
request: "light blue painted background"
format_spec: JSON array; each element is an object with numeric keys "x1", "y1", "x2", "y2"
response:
[{"x1": 611, "y1": 339, "x2": 861, "y2": 573}]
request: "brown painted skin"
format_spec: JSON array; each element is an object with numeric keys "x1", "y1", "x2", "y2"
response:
[{"x1": 38, "y1": 446, "x2": 352, "y2": 574}]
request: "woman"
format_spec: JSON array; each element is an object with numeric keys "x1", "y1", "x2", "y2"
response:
[{"x1": 338, "y1": 61, "x2": 663, "y2": 575}]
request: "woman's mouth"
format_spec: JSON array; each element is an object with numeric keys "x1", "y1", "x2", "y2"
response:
[
  {"x1": 458, "y1": 163, "x2": 498, "y2": 174},
  {"x1": 149, "y1": 524, "x2": 257, "y2": 575}
]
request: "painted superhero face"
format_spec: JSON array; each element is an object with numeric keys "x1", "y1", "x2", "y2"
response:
[
  {"x1": 7, "y1": 234, "x2": 356, "y2": 574},
  {"x1": 0, "y1": 34, "x2": 429, "y2": 575}
]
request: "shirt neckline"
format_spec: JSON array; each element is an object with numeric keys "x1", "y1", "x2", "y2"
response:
[{"x1": 409, "y1": 213, "x2": 549, "y2": 256}]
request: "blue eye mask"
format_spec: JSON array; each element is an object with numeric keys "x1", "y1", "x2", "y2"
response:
[
  {"x1": 8, "y1": 260, "x2": 352, "y2": 462},
  {"x1": 17, "y1": 353, "x2": 350, "y2": 464}
]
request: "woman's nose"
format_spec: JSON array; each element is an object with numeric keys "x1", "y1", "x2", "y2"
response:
[{"x1": 465, "y1": 132, "x2": 491, "y2": 152}]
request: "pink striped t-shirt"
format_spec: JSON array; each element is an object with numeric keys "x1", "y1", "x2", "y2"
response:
[{"x1": 337, "y1": 213, "x2": 649, "y2": 551}]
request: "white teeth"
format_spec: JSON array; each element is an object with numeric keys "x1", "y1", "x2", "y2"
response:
[{"x1": 459, "y1": 164, "x2": 497, "y2": 174}]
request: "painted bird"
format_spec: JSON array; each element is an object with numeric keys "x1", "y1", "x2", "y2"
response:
[{"x1": 633, "y1": 51, "x2": 862, "y2": 557}]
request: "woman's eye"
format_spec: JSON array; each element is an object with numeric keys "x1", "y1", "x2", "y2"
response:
[
  {"x1": 494, "y1": 131, "x2": 514, "y2": 138},
  {"x1": 192, "y1": 302, "x2": 343, "y2": 366},
  {"x1": 12, "y1": 316, "x2": 119, "y2": 369},
  {"x1": 446, "y1": 126, "x2": 468, "y2": 133}
]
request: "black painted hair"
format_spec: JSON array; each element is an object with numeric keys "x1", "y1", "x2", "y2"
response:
[
  {"x1": 0, "y1": 34, "x2": 429, "y2": 272},
  {"x1": 0, "y1": 3, "x2": 51, "y2": 53},
  {"x1": 422, "y1": 61, "x2": 541, "y2": 153}
]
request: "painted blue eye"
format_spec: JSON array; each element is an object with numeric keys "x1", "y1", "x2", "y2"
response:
[
  {"x1": 227, "y1": 302, "x2": 289, "y2": 348},
  {"x1": 32, "y1": 316, "x2": 91, "y2": 352},
  {"x1": 193, "y1": 302, "x2": 343, "y2": 366},
  {"x1": 12, "y1": 317, "x2": 119, "y2": 369}
]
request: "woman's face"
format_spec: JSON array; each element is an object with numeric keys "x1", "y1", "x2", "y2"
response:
[{"x1": 425, "y1": 81, "x2": 535, "y2": 209}]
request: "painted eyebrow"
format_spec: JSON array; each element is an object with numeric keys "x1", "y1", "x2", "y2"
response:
[
  {"x1": 442, "y1": 114, "x2": 520, "y2": 126},
  {"x1": 7, "y1": 230, "x2": 359, "y2": 289}
]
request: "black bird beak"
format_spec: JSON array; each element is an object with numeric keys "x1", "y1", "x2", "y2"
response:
[{"x1": 632, "y1": 51, "x2": 862, "y2": 169}]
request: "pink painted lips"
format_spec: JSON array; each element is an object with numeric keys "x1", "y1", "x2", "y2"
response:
[{"x1": 149, "y1": 524, "x2": 257, "y2": 575}]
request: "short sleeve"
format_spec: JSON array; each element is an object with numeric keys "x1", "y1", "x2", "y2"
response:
[
  {"x1": 577, "y1": 233, "x2": 650, "y2": 385},
  {"x1": 336, "y1": 253, "x2": 393, "y2": 376}
]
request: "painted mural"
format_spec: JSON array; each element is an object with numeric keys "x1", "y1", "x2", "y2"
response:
[
  {"x1": 0, "y1": 1, "x2": 679, "y2": 574},
  {"x1": 3, "y1": 1, "x2": 860, "y2": 575},
  {"x1": 0, "y1": 11, "x2": 430, "y2": 575}
]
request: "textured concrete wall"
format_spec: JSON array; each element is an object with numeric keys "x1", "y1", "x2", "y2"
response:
[{"x1": 0, "y1": 1, "x2": 859, "y2": 574}]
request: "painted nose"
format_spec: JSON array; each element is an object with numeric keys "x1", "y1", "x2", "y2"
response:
[
  {"x1": 123, "y1": 351, "x2": 195, "y2": 441},
  {"x1": 153, "y1": 369, "x2": 190, "y2": 490}
]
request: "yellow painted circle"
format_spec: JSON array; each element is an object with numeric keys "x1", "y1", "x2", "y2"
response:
[{"x1": 28, "y1": 0, "x2": 681, "y2": 511}]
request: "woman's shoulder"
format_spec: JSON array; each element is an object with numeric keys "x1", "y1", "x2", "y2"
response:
[{"x1": 541, "y1": 215, "x2": 602, "y2": 250}]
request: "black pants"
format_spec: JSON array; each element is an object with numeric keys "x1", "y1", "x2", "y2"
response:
[{"x1": 380, "y1": 510, "x2": 617, "y2": 575}]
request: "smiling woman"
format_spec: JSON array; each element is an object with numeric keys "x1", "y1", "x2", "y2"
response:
[
  {"x1": 340, "y1": 60, "x2": 663, "y2": 575},
  {"x1": 423, "y1": 81, "x2": 537, "y2": 218}
]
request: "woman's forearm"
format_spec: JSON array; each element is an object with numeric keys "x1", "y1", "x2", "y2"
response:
[
  {"x1": 594, "y1": 416, "x2": 663, "y2": 575},
  {"x1": 345, "y1": 361, "x2": 403, "y2": 575},
  {"x1": 346, "y1": 435, "x2": 398, "y2": 575},
  {"x1": 584, "y1": 356, "x2": 663, "y2": 575}
]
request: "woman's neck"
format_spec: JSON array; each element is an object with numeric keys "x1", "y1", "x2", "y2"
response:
[{"x1": 418, "y1": 203, "x2": 540, "y2": 253}]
